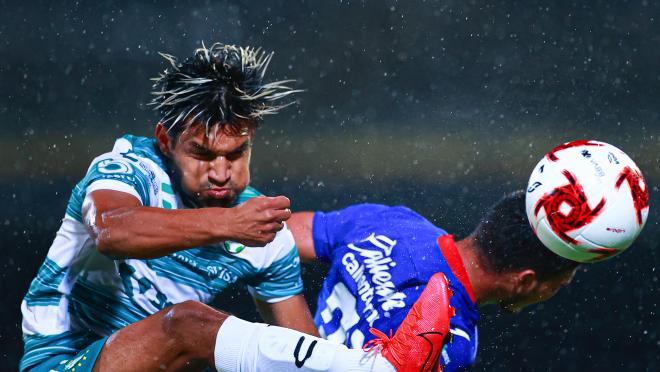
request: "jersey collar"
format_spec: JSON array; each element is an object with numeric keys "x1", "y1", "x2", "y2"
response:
[{"x1": 437, "y1": 234, "x2": 476, "y2": 304}]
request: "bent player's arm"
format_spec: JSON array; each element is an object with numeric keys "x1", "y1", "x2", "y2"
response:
[
  {"x1": 255, "y1": 295, "x2": 319, "y2": 336},
  {"x1": 288, "y1": 212, "x2": 317, "y2": 262},
  {"x1": 82, "y1": 189, "x2": 290, "y2": 259}
]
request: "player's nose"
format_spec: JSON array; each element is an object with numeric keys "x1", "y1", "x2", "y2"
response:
[{"x1": 208, "y1": 157, "x2": 230, "y2": 185}]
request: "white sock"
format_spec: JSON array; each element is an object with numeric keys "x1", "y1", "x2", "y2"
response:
[
  {"x1": 214, "y1": 316, "x2": 394, "y2": 372},
  {"x1": 214, "y1": 316, "x2": 268, "y2": 371}
]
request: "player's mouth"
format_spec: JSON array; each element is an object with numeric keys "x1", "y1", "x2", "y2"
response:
[{"x1": 207, "y1": 187, "x2": 233, "y2": 200}]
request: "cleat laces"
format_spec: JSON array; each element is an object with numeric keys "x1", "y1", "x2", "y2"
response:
[{"x1": 363, "y1": 328, "x2": 404, "y2": 365}]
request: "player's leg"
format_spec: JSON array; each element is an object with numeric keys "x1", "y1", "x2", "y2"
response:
[
  {"x1": 91, "y1": 299, "x2": 392, "y2": 372},
  {"x1": 214, "y1": 272, "x2": 454, "y2": 372},
  {"x1": 91, "y1": 299, "x2": 390, "y2": 372},
  {"x1": 24, "y1": 300, "x2": 221, "y2": 372},
  {"x1": 93, "y1": 272, "x2": 453, "y2": 372},
  {"x1": 214, "y1": 316, "x2": 395, "y2": 372},
  {"x1": 93, "y1": 300, "x2": 225, "y2": 371}
]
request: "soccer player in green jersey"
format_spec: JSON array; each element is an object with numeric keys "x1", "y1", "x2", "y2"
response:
[{"x1": 20, "y1": 43, "x2": 321, "y2": 371}]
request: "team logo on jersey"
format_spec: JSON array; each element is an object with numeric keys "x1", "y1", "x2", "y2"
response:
[
  {"x1": 97, "y1": 159, "x2": 133, "y2": 175},
  {"x1": 63, "y1": 349, "x2": 90, "y2": 370},
  {"x1": 224, "y1": 241, "x2": 246, "y2": 254},
  {"x1": 341, "y1": 233, "x2": 407, "y2": 325}
]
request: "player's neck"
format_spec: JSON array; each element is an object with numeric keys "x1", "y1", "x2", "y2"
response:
[{"x1": 456, "y1": 237, "x2": 511, "y2": 307}]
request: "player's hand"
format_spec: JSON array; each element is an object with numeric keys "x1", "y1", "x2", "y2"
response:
[{"x1": 226, "y1": 196, "x2": 292, "y2": 247}]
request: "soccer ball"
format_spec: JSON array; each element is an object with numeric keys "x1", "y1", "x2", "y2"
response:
[{"x1": 525, "y1": 140, "x2": 649, "y2": 263}]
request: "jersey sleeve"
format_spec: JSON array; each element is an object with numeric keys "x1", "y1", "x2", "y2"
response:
[
  {"x1": 312, "y1": 204, "x2": 389, "y2": 262},
  {"x1": 84, "y1": 153, "x2": 154, "y2": 204},
  {"x1": 65, "y1": 152, "x2": 157, "y2": 222},
  {"x1": 246, "y1": 227, "x2": 304, "y2": 303}
]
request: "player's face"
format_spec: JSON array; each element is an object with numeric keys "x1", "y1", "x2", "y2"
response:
[
  {"x1": 162, "y1": 124, "x2": 253, "y2": 207},
  {"x1": 500, "y1": 268, "x2": 577, "y2": 314}
]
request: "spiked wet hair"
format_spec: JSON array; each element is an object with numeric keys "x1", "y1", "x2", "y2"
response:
[{"x1": 150, "y1": 42, "x2": 302, "y2": 137}]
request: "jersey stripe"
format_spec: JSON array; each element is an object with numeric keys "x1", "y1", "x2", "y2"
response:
[
  {"x1": 249, "y1": 247, "x2": 303, "y2": 300},
  {"x1": 24, "y1": 258, "x2": 66, "y2": 307},
  {"x1": 69, "y1": 277, "x2": 150, "y2": 334}
]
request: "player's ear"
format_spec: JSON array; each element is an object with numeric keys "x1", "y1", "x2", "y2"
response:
[
  {"x1": 155, "y1": 123, "x2": 173, "y2": 157},
  {"x1": 514, "y1": 269, "x2": 539, "y2": 295}
]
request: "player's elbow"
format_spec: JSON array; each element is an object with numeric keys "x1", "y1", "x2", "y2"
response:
[
  {"x1": 85, "y1": 207, "x2": 133, "y2": 259},
  {"x1": 94, "y1": 227, "x2": 128, "y2": 259},
  {"x1": 95, "y1": 237, "x2": 117, "y2": 258}
]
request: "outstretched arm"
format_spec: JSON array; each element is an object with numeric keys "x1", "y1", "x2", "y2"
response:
[
  {"x1": 83, "y1": 189, "x2": 291, "y2": 259},
  {"x1": 287, "y1": 211, "x2": 318, "y2": 263},
  {"x1": 255, "y1": 295, "x2": 319, "y2": 336}
]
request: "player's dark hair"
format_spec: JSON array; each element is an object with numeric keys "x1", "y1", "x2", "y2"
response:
[
  {"x1": 150, "y1": 42, "x2": 301, "y2": 138},
  {"x1": 472, "y1": 190, "x2": 580, "y2": 280}
]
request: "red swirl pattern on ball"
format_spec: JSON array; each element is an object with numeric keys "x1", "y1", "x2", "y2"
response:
[
  {"x1": 546, "y1": 140, "x2": 603, "y2": 162},
  {"x1": 534, "y1": 170, "x2": 606, "y2": 245},
  {"x1": 615, "y1": 166, "x2": 649, "y2": 225},
  {"x1": 585, "y1": 247, "x2": 620, "y2": 262}
]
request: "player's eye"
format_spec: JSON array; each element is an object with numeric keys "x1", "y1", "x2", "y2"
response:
[
  {"x1": 226, "y1": 148, "x2": 245, "y2": 161},
  {"x1": 225, "y1": 143, "x2": 249, "y2": 161},
  {"x1": 188, "y1": 145, "x2": 216, "y2": 160}
]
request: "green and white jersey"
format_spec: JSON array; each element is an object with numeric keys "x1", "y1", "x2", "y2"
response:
[{"x1": 20, "y1": 135, "x2": 303, "y2": 371}]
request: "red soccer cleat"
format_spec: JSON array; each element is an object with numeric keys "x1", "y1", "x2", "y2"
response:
[{"x1": 363, "y1": 272, "x2": 455, "y2": 372}]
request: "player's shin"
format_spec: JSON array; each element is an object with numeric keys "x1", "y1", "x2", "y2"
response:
[{"x1": 213, "y1": 316, "x2": 395, "y2": 372}]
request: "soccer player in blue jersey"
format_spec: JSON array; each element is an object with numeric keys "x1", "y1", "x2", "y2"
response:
[
  {"x1": 20, "y1": 42, "x2": 457, "y2": 372},
  {"x1": 288, "y1": 191, "x2": 581, "y2": 371}
]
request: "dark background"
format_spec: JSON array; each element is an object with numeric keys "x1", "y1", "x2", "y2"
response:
[{"x1": 1, "y1": 0, "x2": 658, "y2": 370}]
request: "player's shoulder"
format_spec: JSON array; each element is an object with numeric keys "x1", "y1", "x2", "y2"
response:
[
  {"x1": 314, "y1": 203, "x2": 442, "y2": 245},
  {"x1": 68, "y1": 135, "x2": 170, "y2": 215},
  {"x1": 84, "y1": 135, "x2": 164, "y2": 176},
  {"x1": 352, "y1": 203, "x2": 440, "y2": 232},
  {"x1": 331, "y1": 203, "x2": 423, "y2": 219}
]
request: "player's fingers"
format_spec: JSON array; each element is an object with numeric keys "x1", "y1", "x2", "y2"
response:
[
  {"x1": 250, "y1": 237, "x2": 268, "y2": 247},
  {"x1": 243, "y1": 196, "x2": 268, "y2": 212},
  {"x1": 270, "y1": 208, "x2": 292, "y2": 222},
  {"x1": 259, "y1": 208, "x2": 289, "y2": 223},
  {"x1": 263, "y1": 195, "x2": 291, "y2": 209},
  {"x1": 264, "y1": 232, "x2": 277, "y2": 244},
  {"x1": 263, "y1": 222, "x2": 285, "y2": 233},
  {"x1": 254, "y1": 231, "x2": 277, "y2": 246}
]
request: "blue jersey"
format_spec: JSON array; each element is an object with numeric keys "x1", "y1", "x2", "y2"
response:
[{"x1": 313, "y1": 204, "x2": 478, "y2": 371}]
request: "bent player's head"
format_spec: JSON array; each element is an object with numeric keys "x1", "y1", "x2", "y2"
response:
[
  {"x1": 150, "y1": 42, "x2": 301, "y2": 207},
  {"x1": 471, "y1": 190, "x2": 580, "y2": 314}
]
